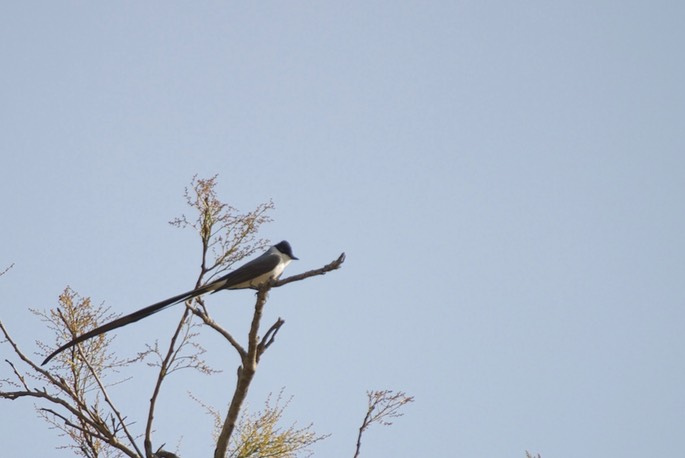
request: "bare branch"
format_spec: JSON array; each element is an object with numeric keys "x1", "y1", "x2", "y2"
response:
[
  {"x1": 5, "y1": 359, "x2": 30, "y2": 391},
  {"x1": 213, "y1": 286, "x2": 270, "y2": 458},
  {"x1": 145, "y1": 307, "x2": 192, "y2": 457},
  {"x1": 1, "y1": 321, "x2": 77, "y2": 397},
  {"x1": 40, "y1": 408, "x2": 111, "y2": 444},
  {"x1": 273, "y1": 252, "x2": 346, "y2": 288},
  {"x1": 189, "y1": 303, "x2": 246, "y2": 358},
  {"x1": 0, "y1": 263, "x2": 14, "y2": 277},
  {"x1": 353, "y1": 390, "x2": 414, "y2": 458},
  {"x1": 2, "y1": 384, "x2": 138, "y2": 458},
  {"x1": 257, "y1": 319, "x2": 285, "y2": 362}
]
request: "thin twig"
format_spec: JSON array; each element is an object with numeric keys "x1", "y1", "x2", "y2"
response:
[
  {"x1": 257, "y1": 318, "x2": 285, "y2": 362},
  {"x1": 273, "y1": 253, "x2": 346, "y2": 288},
  {"x1": 189, "y1": 304, "x2": 246, "y2": 358},
  {"x1": 1, "y1": 321, "x2": 60, "y2": 383},
  {"x1": 0, "y1": 263, "x2": 14, "y2": 276},
  {"x1": 145, "y1": 306, "x2": 192, "y2": 458},
  {"x1": 5, "y1": 359, "x2": 30, "y2": 391},
  {"x1": 353, "y1": 390, "x2": 414, "y2": 458},
  {"x1": 76, "y1": 344, "x2": 144, "y2": 457},
  {"x1": 40, "y1": 408, "x2": 111, "y2": 443}
]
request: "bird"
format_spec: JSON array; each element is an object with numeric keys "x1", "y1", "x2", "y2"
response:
[{"x1": 42, "y1": 240, "x2": 298, "y2": 365}]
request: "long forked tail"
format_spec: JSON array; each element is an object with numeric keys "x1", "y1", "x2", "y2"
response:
[{"x1": 41, "y1": 284, "x2": 213, "y2": 366}]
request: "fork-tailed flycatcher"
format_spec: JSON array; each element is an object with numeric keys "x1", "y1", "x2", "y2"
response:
[{"x1": 42, "y1": 240, "x2": 298, "y2": 365}]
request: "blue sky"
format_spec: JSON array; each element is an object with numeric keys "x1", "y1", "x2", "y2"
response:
[{"x1": 1, "y1": 2, "x2": 684, "y2": 457}]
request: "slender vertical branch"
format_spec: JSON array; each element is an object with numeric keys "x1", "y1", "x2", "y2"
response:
[
  {"x1": 144, "y1": 307, "x2": 192, "y2": 458},
  {"x1": 213, "y1": 286, "x2": 270, "y2": 458}
]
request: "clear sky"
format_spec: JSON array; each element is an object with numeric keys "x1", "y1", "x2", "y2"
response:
[{"x1": 1, "y1": 2, "x2": 684, "y2": 457}]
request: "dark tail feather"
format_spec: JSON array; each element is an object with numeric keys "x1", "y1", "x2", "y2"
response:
[{"x1": 41, "y1": 285, "x2": 211, "y2": 366}]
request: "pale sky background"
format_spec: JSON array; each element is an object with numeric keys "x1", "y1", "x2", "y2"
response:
[{"x1": 1, "y1": 2, "x2": 684, "y2": 457}]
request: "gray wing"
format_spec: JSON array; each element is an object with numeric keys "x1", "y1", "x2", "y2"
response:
[{"x1": 210, "y1": 252, "x2": 281, "y2": 290}]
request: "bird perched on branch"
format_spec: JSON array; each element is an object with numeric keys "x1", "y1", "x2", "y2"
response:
[{"x1": 42, "y1": 240, "x2": 298, "y2": 365}]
